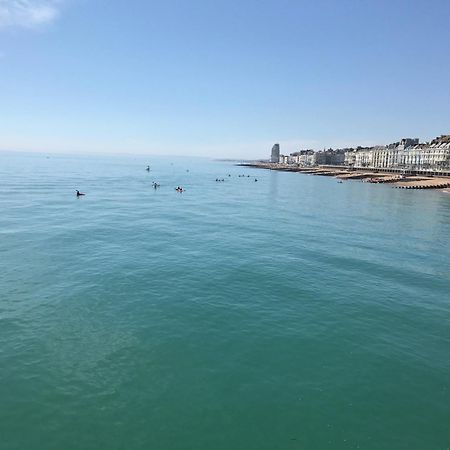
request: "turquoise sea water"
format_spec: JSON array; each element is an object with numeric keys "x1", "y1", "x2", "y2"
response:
[{"x1": 1, "y1": 152, "x2": 449, "y2": 450}]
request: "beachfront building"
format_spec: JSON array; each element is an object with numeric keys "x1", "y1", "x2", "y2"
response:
[
  {"x1": 399, "y1": 138, "x2": 450, "y2": 170},
  {"x1": 371, "y1": 146, "x2": 401, "y2": 169},
  {"x1": 315, "y1": 149, "x2": 346, "y2": 165},
  {"x1": 353, "y1": 148, "x2": 374, "y2": 168},
  {"x1": 290, "y1": 150, "x2": 316, "y2": 166},
  {"x1": 271, "y1": 143, "x2": 280, "y2": 163},
  {"x1": 269, "y1": 135, "x2": 450, "y2": 172},
  {"x1": 288, "y1": 149, "x2": 346, "y2": 166},
  {"x1": 344, "y1": 150, "x2": 356, "y2": 167},
  {"x1": 345, "y1": 136, "x2": 450, "y2": 171}
]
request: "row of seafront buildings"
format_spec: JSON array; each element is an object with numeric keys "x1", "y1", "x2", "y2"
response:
[{"x1": 271, "y1": 135, "x2": 450, "y2": 173}]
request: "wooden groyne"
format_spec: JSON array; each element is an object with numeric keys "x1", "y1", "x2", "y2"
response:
[{"x1": 393, "y1": 177, "x2": 450, "y2": 190}]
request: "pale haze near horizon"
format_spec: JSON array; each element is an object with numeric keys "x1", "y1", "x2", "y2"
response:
[{"x1": 0, "y1": 0, "x2": 449, "y2": 159}]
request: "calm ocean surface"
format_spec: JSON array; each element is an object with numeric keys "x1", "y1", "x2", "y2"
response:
[{"x1": 1, "y1": 152, "x2": 449, "y2": 450}]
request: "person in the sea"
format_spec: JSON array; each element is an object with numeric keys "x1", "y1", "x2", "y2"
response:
[
  {"x1": 146, "y1": 166, "x2": 150, "y2": 171},
  {"x1": 76, "y1": 190, "x2": 85, "y2": 196}
]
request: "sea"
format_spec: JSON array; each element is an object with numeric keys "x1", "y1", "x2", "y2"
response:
[{"x1": 1, "y1": 151, "x2": 449, "y2": 450}]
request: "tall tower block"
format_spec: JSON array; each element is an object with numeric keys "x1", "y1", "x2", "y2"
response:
[{"x1": 271, "y1": 143, "x2": 280, "y2": 163}]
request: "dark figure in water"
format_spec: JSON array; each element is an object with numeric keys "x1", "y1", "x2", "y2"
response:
[
  {"x1": 76, "y1": 190, "x2": 85, "y2": 196},
  {"x1": 254, "y1": 178, "x2": 258, "y2": 182},
  {"x1": 146, "y1": 166, "x2": 150, "y2": 171}
]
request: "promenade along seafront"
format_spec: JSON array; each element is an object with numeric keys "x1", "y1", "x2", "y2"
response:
[{"x1": 248, "y1": 134, "x2": 450, "y2": 190}]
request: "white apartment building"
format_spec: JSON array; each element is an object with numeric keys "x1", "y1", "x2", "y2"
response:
[
  {"x1": 354, "y1": 148, "x2": 374, "y2": 168},
  {"x1": 347, "y1": 136, "x2": 450, "y2": 171},
  {"x1": 399, "y1": 144, "x2": 450, "y2": 170},
  {"x1": 344, "y1": 151, "x2": 356, "y2": 166},
  {"x1": 290, "y1": 150, "x2": 316, "y2": 166}
]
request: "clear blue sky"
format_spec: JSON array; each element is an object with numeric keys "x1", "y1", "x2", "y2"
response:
[{"x1": 1, "y1": 0, "x2": 449, "y2": 158}]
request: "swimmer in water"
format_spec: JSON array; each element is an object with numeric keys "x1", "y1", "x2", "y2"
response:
[{"x1": 76, "y1": 190, "x2": 85, "y2": 196}]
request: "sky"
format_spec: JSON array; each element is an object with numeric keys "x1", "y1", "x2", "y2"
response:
[{"x1": 0, "y1": 0, "x2": 449, "y2": 158}]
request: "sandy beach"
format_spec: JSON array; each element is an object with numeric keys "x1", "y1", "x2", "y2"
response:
[{"x1": 240, "y1": 162, "x2": 450, "y2": 190}]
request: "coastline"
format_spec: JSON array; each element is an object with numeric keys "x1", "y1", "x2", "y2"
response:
[{"x1": 238, "y1": 162, "x2": 450, "y2": 190}]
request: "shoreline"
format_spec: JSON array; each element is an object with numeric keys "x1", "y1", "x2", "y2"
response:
[{"x1": 238, "y1": 162, "x2": 450, "y2": 191}]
